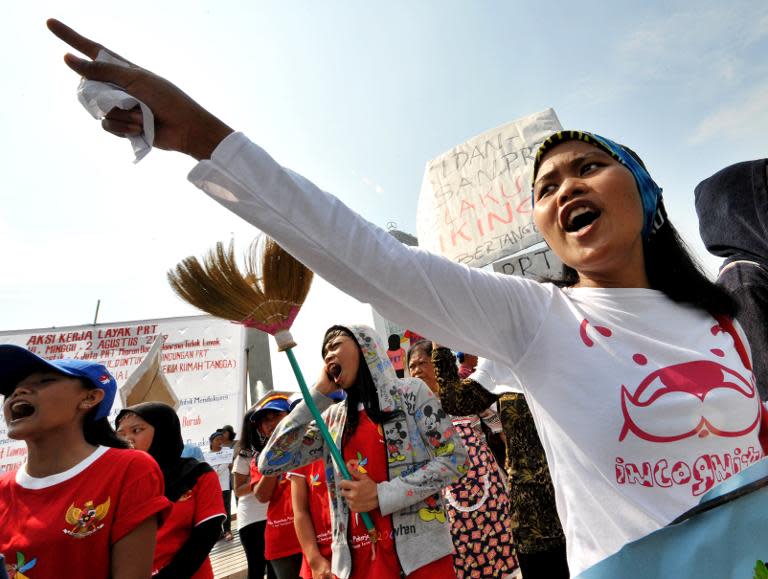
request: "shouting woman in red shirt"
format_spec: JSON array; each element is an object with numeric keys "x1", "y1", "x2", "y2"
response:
[{"x1": 0, "y1": 346, "x2": 170, "y2": 579}]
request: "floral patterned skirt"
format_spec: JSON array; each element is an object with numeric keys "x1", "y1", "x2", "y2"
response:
[{"x1": 444, "y1": 417, "x2": 518, "y2": 579}]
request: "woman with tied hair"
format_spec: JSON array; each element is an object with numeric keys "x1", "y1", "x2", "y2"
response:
[
  {"x1": 232, "y1": 405, "x2": 276, "y2": 579},
  {"x1": 49, "y1": 21, "x2": 762, "y2": 575},
  {"x1": 116, "y1": 402, "x2": 225, "y2": 579},
  {"x1": 407, "y1": 340, "x2": 517, "y2": 579},
  {"x1": 0, "y1": 346, "x2": 170, "y2": 579},
  {"x1": 260, "y1": 325, "x2": 467, "y2": 579},
  {"x1": 434, "y1": 354, "x2": 568, "y2": 578},
  {"x1": 248, "y1": 391, "x2": 303, "y2": 579}
]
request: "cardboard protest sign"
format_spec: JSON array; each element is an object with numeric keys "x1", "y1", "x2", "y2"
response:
[
  {"x1": 491, "y1": 243, "x2": 563, "y2": 280},
  {"x1": 417, "y1": 109, "x2": 561, "y2": 268},
  {"x1": 120, "y1": 334, "x2": 178, "y2": 409}
]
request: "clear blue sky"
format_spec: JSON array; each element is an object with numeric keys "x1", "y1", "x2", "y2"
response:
[{"x1": 2, "y1": 1, "x2": 766, "y2": 365}]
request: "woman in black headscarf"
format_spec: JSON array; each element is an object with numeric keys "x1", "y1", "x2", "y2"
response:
[
  {"x1": 695, "y1": 158, "x2": 768, "y2": 400},
  {"x1": 116, "y1": 402, "x2": 226, "y2": 579}
]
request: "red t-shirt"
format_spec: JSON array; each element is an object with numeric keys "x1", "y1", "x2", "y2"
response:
[
  {"x1": 0, "y1": 446, "x2": 170, "y2": 579},
  {"x1": 343, "y1": 410, "x2": 400, "y2": 579},
  {"x1": 386, "y1": 348, "x2": 406, "y2": 371},
  {"x1": 152, "y1": 469, "x2": 225, "y2": 579},
  {"x1": 342, "y1": 411, "x2": 456, "y2": 579},
  {"x1": 250, "y1": 459, "x2": 302, "y2": 560},
  {"x1": 292, "y1": 460, "x2": 333, "y2": 579}
]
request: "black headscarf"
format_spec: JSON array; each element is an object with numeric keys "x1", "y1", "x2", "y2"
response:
[
  {"x1": 695, "y1": 159, "x2": 768, "y2": 268},
  {"x1": 116, "y1": 402, "x2": 212, "y2": 502}
]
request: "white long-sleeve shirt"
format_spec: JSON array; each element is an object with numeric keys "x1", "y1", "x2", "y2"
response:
[{"x1": 189, "y1": 132, "x2": 763, "y2": 575}]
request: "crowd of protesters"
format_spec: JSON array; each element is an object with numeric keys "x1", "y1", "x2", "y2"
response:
[{"x1": 1, "y1": 17, "x2": 767, "y2": 579}]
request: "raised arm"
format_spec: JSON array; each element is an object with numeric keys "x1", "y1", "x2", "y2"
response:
[
  {"x1": 432, "y1": 345, "x2": 499, "y2": 416},
  {"x1": 48, "y1": 19, "x2": 553, "y2": 367},
  {"x1": 46, "y1": 19, "x2": 232, "y2": 160}
]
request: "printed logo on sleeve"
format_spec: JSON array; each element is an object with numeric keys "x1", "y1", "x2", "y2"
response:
[{"x1": 6, "y1": 551, "x2": 37, "y2": 579}]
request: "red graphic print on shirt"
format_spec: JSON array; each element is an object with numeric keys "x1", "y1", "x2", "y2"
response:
[
  {"x1": 579, "y1": 316, "x2": 764, "y2": 497},
  {"x1": 619, "y1": 360, "x2": 760, "y2": 444}
]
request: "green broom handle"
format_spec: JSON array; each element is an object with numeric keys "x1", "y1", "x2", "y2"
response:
[{"x1": 284, "y1": 347, "x2": 377, "y2": 536}]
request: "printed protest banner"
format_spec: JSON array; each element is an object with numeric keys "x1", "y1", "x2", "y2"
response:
[
  {"x1": 417, "y1": 109, "x2": 561, "y2": 268},
  {"x1": 0, "y1": 315, "x2": 246, "y2": 473}
]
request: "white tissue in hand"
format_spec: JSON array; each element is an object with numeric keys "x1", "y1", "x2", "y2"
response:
[{"x1": 77, "y1": 50, "x2": 155, "y2": 163}]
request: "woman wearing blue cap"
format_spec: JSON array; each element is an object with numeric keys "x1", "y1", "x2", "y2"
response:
[
  {"x1": 48, "y1": 20, "x2": 764, "y2": 576},
  {"x1": 248, "y1": 392, "x2": 303, "y2": 579},
  {"x1": 0, "y1": 345, "x2": 171, "y2": 579},
  {"x1": 233, "y1": 404, "x2": 277, "y2": 579}
]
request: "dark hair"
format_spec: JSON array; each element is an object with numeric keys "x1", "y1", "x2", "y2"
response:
[
  {"x1": 387, "y1": 334, "x2": 401, "y2": 351},
  {"x1": 407, "y1": 340, "x2": 433, "y2": 366},
  {"x1": 209, "y1": 430, "x2": 224, "y2": 450},
  {"x1": 221, "y1": 424, "x2": 236, "y2": 440},
  {"x1": 547, "y1": 201, "x2": 738, "y2": 317},
  {"x1": 236, "y1": 406, "x2": 258, "y2": 456},
  {"x1": 80, "y1": 378, "x2": 129, "y2": 449},
  {"x1": 238, "y1": 406, "x2": 263, "y2": 454},
  {"x1": 323, "y1": 326, "x2": 400, "y2": 437}
]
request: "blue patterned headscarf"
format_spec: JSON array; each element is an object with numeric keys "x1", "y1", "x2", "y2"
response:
[{"x1": 532, "y1": 131, "x2": 664, "y2": 239}]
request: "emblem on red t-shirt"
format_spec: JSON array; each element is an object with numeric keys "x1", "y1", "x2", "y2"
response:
[{"x1": 63, "y1": 497, "x2": 111, "y2": 538}]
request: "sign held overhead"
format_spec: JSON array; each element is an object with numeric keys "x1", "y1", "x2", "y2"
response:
[{"x1": 417, "y1": 109, "x2": 561, "y2": 268}]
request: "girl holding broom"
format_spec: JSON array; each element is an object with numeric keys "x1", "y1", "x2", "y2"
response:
[
  {"x1": 259, "y1": 325, "x2": 467, "y2": 579},
  {"x1": 49, "y1": 20, "x2": 765, "y2": 576}
]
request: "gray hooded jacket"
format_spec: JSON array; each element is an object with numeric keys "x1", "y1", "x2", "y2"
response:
[{"x1": 258, "y1": 325, "x2": 468, "y2": 578}]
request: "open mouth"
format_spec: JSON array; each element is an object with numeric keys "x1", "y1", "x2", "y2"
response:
[
  {"x1": 565, "y1": 206, "x2": 601, "y2": 233},
  {"x1": 9, "y1": 400, "x2": 35, "y2": 422},
  {"x1": 328, "y1": 363, "x2": 342, "y2": 383}
]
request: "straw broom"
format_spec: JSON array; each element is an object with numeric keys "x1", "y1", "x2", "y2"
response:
[{"x1": 168, "y1": 238, "x2": 378, "y2": 542}]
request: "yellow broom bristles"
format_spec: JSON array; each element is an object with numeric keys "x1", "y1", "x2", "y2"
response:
[{"x1": 167, "y1": 238, "x2": 313, "y2": 330}]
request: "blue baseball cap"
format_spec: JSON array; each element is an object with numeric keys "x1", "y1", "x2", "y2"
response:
[
  {"x1": 251, "y1": 391, "x2": 292, "y2": 421},
  {"x1": 0, "y1": 345, "x2": 117, "y2": 421}
]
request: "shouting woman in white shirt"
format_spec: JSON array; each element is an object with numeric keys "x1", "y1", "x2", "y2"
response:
[{"x1": 47, "y1": 19, "x2": 764, "y2": 576}]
